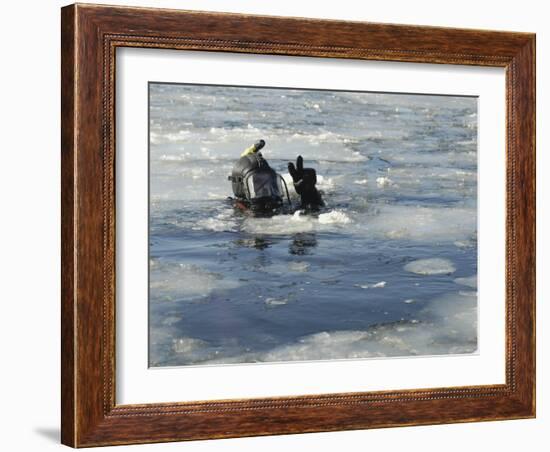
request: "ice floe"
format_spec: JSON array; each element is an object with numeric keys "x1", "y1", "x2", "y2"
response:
[
  {"x1": 454, "y1": 275, "x2": 477, "y2": 288},
  {"x1": 404, "y1": 258, "x2": 456, "y2": 275},
  {"x1": 149, "y1": 260, "x2": 240, "y2": 302}
]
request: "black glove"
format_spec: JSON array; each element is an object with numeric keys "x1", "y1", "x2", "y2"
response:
[
  {"x1": 253, "y1": 139, "x2": 265, "y2": 152},
  {"x1": 288, "y1": 156, "x2": 324, "y2": 210}
]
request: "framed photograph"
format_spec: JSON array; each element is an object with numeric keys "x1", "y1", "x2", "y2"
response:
[{"x1": 61, "y1": 3, "x2": 536, "y2": 447}]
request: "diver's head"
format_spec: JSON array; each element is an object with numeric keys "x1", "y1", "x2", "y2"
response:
[
  {"x1": 230, "y1": 140, "x2": 272, "y2": 198},
  {"x1": 228, "y1": 140, "x2": 290, "y2": 214},
  {"x1": 230, "y1": 163, "x2": 283, "y2": 207}
]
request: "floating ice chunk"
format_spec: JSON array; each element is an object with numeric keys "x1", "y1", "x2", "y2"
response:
[
  {"x1": 172, "y1": 337, "x2": 208, "y2": 354},
  {"x1": 207, "y1": 192, "x2": 225, "y2": 199},
  {"x1": 354, "y1": 179, "x2": 368, "y2": 185},
  {"x1": 454, "y1": 275, "x2": 477, "y2": 288},
  {"x1": 384, "y1": 229, "x2": 408, "y2": 239},
  {"x1": 376, "y1": 176, "x2": 393, "y2": 187},
  {"x1": 193, "y1": 216, "x2": 236, "y2": 232},
  {"x1": 288, "y1": 262, "x2": 310, "y2": 272},
  {"x1": 243, "y1": 212, "x2": 314, "y2": 235},
  {"x1": 404, "y1": 299, "x2": 415, "y2": 304},
  {"x1": 316, "y1": 175, "x2": 336, "y2": 191},
  {"x1": 318, "y1": 210, "x2": 352, "y2": 224},
  {"x1": 242, "y1": 209, "x2": 351, "y2": 236},
  {"x1": 404, "y1": 258, "x2": 456, "y2": 275},
  {"x1": 454, "y1": 240, "x2": 475, "y2": 248},
  {"x1": 364, "y1": 205, "x2": 476, "y2": 243},
  {"x1": 265, "y1": 298, "x2": 288, "y2": 306},
  {"x1": 356, "y1": 281, "x2": 386, "y2": 289},
  {"x1": 174, "y1": 291, "x2": 478, "y2": 365},
  {"x1": 150, "y1": 262, "x2": 239, "y2": 302}
]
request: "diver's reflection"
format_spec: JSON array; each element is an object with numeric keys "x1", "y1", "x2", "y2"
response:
[
  {"x1": 289, "y1": 233, "x2": 317, "y2": 255},
  {"x1": 233, "y1": 233, "x2": 317, "y2": 254},
  {"x1": 234, "y1": 237, "x2": 272, "y2": 250}
]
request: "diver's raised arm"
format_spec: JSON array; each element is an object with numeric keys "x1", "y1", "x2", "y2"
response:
[{"x1": 240, "y1": 139, "x2": 265, "y2": 157}]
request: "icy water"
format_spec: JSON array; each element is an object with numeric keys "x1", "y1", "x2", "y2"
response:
[{"x1": 148, "y1": 83, "x2": 478, "y2": 367}]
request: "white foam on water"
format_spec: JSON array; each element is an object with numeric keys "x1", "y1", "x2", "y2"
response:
[{"x1": 404, "y1": 258, "x2": 456, "y2": 275}]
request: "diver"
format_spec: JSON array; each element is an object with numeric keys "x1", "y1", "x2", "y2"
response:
[{"x1": 228, "y1": 139, "x2": 324, "y2": 215}]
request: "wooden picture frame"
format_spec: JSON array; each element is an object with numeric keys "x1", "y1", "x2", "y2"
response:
[{"x1": 61, "y1": 3, "x2": 535, "y2": 447}]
